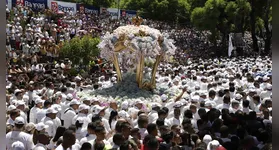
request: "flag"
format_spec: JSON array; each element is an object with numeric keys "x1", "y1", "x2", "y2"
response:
[{"x1": 228, "y1": 34, "x2": 234, "y2": 57}]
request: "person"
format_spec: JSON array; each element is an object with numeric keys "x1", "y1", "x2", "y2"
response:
[
  {"x1": 79, "y1": 122, "x2": 97, "y2": 146},
  {"x1": 6, "y1": 116, "x2": 34, "y2": 150},
  {"x1": 63, "y1": 99, "x2": 80, "y2": 128},
  {"x1": 29, "y1": 98, "x2": 43, "y2": 123},
  {"x1": 6, "y1": 108, "x2": 20, "y2": 126},
  {"x1": 80, "y1": 142, "x2": 92, "y2": 150},
  {"x1": 48, "y1": 126, "x2": 66, "y2": 149},
  {"x1": 55, "y1": 129, "x2": 76, "y2": 150},
  {"x1": 33, "y1": 133, "x2": 50, "y2": 150},
  {"x1": 41, "y1": 107, "x2": 62, "y2": 137},
  {"x1": 92, "y1": 126, "x2": 111, "y2": 150}
]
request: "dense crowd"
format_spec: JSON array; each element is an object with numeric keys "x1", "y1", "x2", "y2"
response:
[{"x1": 6, "y1": 5, "x2": 272, "y2": 150}]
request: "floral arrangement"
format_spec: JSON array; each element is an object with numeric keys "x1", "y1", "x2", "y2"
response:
[
  {"x1": 98, "y1": 25, "x2": 177, "y2": 70},
  {"x1": 98, "y1": 19, "x2": 177, "y2": 90}
]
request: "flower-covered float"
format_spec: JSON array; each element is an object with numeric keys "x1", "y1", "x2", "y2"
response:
[{"x1": 97, "y1": 16, "x2": 176, "y2": 90}]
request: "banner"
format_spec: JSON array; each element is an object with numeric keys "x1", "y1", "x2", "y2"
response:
[
  {"x1": 24, "y1": 0, "x2": 47, "y2": 11},
  {"x1": 228, "y1": 33, "x2": 234, "y2": 57},
  {"x1": 50, "y1": 1, "x2": 76, "y2": 14},
  {"x1": 77, "y1": 4, "x2": 99, "y2": 15},
  {"x1": 100, "y1": 7, "x2": 120, "y2": 19},
  {"x1": 121, "y1": 10, "x2": 137, "y2": 18}
]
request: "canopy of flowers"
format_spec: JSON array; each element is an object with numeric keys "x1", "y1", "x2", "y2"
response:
[{"x1": 98, "y1": 25, "x2": 177, "y2": 64}]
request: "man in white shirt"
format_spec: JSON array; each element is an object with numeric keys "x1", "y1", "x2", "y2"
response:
[
  {"x1": 148, "y1": 103, "x2": 161, "y2": 124},
  {"x1": 63, "y1": 99, "x2": 80, "y2": 128},
  {"x1": 79, "y1": 122, "x2": 97, "y2": 146},
  {"x1": 29, "y1": 98, "x2": 43, "y2": 123},
  {"x1": 6, "y1": 108, "x2": 20, "y2": 126},
  {"x1": 216, "y1": 95, "x2": 230, "y2": 111},
  {"x1": 6, "y1": 117, "x2": 34, "y2": 150},
  {"x1": 41, "y1": 107, "x2": 62, "y2": 137},
  {"x1": 91, "y1": 126, "x2": 111, "y2": 150},
  {"x1": 72, "y1": 104, "x2": 91, "y2": 129}
]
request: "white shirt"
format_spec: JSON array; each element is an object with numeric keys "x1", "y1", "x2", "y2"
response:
[
  {"x1": 36, "y1": 108, "x2": 47, "y2": 123},
  {"x1": 6, "y1": 131, "x2": 34, "y2": 150},
  {"x1": 55, "y1": 145, "x2": 70, "y2": 150},
  {"x1": 79, "y1": 134, "x2": 96, "y2": 146},
  {"x1": 41, "y1": 117, "x2": 62, "y2": 137},
  {"x1": 6, "y1": 117, "x2": 14, "y2": 126},
  {"x1": 63, "y1": 107, "x2": 76, "y2": 128},
  {"x1": 168, "y1": 117, "x2": 182, "y2": 126},
  {"x1": 75, "y1": 127, "x2": 87, "y2": 141},
  {"x1": 148, "y1": 110, "x2": 158, "y2": 124},
  {"x1": 72, "y1": 113, "x2": 91, "y2": 129},
  {"x1": 33, "y1": 143, "x2": 48, "y2": 150},
  {"x1": 29, "y1": 106, "x2": 42, "y2": 123}
]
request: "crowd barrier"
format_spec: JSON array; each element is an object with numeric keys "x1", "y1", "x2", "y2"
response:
[{"x1": 7, "y1": 0, "x2": 137, "y2": 18}]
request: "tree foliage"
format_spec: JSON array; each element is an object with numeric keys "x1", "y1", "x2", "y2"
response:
[{"x1": 60, "y1": 36, "x2": 100, "y2": 68}]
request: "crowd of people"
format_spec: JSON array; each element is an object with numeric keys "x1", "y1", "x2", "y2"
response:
[{"x1": 6, "y1": 4, "x2": 272, "y2": 150}]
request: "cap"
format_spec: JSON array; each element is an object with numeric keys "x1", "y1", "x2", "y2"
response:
[
  {"x1": 14, "y1": 89, "x2": 22, "y2": 95},
  {"x1": 94, "y1": 105, "x2": 106, "y2": 114},
  {"x1": 118, "y1": 110, "x2": 129, "y2": 119},
  {"x1": 173, "y1": 101, "x2": 182, "y2": 108},
  {"x1": 161, "y1": 94, "x2": 168, "y2": 102},
  {"x1": 69, "y1": 99, "x2": 81, "y2": 106},
  {"x1": 46, "y1": 107, "x2": 58, "y2": 114},
  {"x1": 66, "y1": 93, "x2": 73, "y2": 100},
  {"x1": 231, "y1": 99, "x2": 240, "y2": 104},
  {"x1": 121, "y1": 101, "x2": 129, "y2": 110},
  {"x1": 11, "y1": 141, "x2": 25, "y2": 150},
  {"x1": 266, "y1": 84, "x2": 272, "y2": 90},
  {"x1": 16, "y1": 101, "x2": 25, "y2": 107},
  {"x1": 191, "y1": 95, "x2": 200, "y2": 102},
  {"x1": 151, "y1": 103, "x2": 162, "y2": 109},
  {"x1": 235, "y1": 94, "x2": 243, "y2": 100},
  {"x1": 25, "y1": 123, "x2": 35, "y2": 132},
  {"x1": 14, "y1": 116, "x2": 25, "y2": 124},
  {"x1": 78, "y1": 104, "x2": 90, "y2": 111},
  {"x1": 263, "y1": 76, "x2": 269, "y2": 81},
  {"x1": 36, "y1": 122, "x2": 49, "y2": 131},
  {"x1": 7, "y1": 105, "x2": 16, "y2": 111},
  {"x1": 35, "y1": 98, "x2": 44, "y2": 104}
]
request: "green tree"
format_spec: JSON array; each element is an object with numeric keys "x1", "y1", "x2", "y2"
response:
[
  {"x1": 60, "y1": 36, "x2": 100, "y2": 69},
  {"x1": 191, "y1": 0, "x2": 227, "y2": 54}
]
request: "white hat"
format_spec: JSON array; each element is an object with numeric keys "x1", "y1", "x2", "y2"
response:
[
  {"x1": 191, "y1": 95, "x2": 200, "y2": 102},
  {"x1": 78, "y1": 104, "x2": 90, "y2": 111},
  {"x1": 199, "y1": 91, "x2": 207, "y2": 96},
  {"x1": 173, "y1": 101, "x2": 182, "y2": 108},
  {"x1": 36, "y1": 122, "x2": 49, "y2": 131},
  {"x1": 262, "y1": 97, "x2": 272, "y2": 104},
  {"x1": 205, "y1": 101, "x2": 213, "y2": 107},
  {"x1": 94, "y1": 105, "x2": 106, "y2": 114},
  {"x1": 69, "y1": 99, "x2": 80, "y2": 106},
  {"x1": 75, "y1": 76, "x2": 81, "y2": 81},
  {"x1": 14, "y1": 89, "x2": 22, "y2": 95},
  {"x1": 151, "y1": 103, "x2": 161, "y2": 108},
  {"x1": 235, "y1": 94, "x2": 243, "y2": 100},
  {"x1": 14, "y1": 116, "x2": 25, "y2": 124},
  {"x1": 231, "y1": 99, "x2": 240, "y2": 104},
  {"x1": 7, "y1": 105, "x2": 16, "y2": 111},
  {"x1": 35, "y1": 98, "x2": 44, "y2": 104},
  {"x1": 25, "y1": 123, "x2": 36, "y2": 132},
  {"x1": 16, "y1": 101, "x2": 25, "y2": 107},
  {"x1": 207, "y1": 140, "x2": 220, "y2": 150},
  {"x1": 11, "y1": 141, "x2": 25, "y2": 150},
  {"x1": 66, "y1": 93, "x2": 73, "y2": 100},
  {"x1": 161, "y1": 94, "x2": 168, "y2": 101},
  {"x1": 111, "y1": 77, "x2": 117, "y2": 82},
  {"x1": 118, "y1": 110, "x2": 129, "y2": 119},
  {"x1": 263, "y1": 76, "x2": 269, "y2": 81},
  {"x1": 266, "y1": 84, "x2": 272, "y2": 90},
  {"x1": 121, "y1": 101, "x2": 129, "y2": 110},
  {"x1": 46, "y1": 107, "x2": 58, "y2": 114},
  {"x1": 203, "y1": 134, "x2": 212, "y2": 145},
  {"x1": 135, "y1": 99, "x2": 143, "y2": 104}
]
